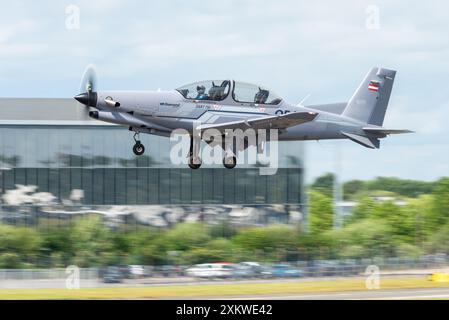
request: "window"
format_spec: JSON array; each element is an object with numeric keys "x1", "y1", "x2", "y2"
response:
[
  {"x1": 176, "y1": 80, "x2": 230, "y2": 101},
  {"x1": 233, "y1": 81, "x2": 282, "y2": 105}
]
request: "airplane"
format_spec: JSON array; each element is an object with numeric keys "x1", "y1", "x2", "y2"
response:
[{"x1": 74, "y1": 66, "x2": 412, "y2": 170}]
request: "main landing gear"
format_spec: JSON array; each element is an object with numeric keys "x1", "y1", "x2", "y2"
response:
[
  {"x1": 188, "y1": 134, "x2": 202, "y2": 169},
  {"x1": 223, "y1": 156, "x2": 237, "y2": 169},
  {"x1": 188, "y1": 155, "x2": 202, "y2": 170},
  {"x1": 187, "y1": 135, "x2": 238, "y2": 170},
  {"x1": 132, "y1": 132, "x2": 145, "y2": 156}
]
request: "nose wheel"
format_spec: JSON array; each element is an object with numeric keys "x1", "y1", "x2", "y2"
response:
[
  {"x1": 132, "y1": 132, "x2": 145, "y2": 156},
  {"x1": 133, "y1": 142, "x2": 145, "y2": 155}
]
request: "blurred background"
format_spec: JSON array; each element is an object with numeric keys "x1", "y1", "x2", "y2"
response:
[{"x1": 0, "y1": 0, "x2": 448, "y2": 295}]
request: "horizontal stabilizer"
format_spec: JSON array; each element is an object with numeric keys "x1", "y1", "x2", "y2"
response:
[
  {"x1": 341, "y1": 131, "x2": 380, "y2": 149},
  {"x1": 363, "y1": 127, "x2": 414, "y2": 135}
]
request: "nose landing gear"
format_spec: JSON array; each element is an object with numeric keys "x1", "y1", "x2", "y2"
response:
[{"x1": 132, "y1": 132, "x2": 145, "y2": 156}]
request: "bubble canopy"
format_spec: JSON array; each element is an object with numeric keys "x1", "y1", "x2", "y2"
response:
[
  {"x1": 176, "y1": 80, "x2": 231, "y2": 101},
  {"x1": 176, "y1": 80, "x2": 282, "y2": 105}
]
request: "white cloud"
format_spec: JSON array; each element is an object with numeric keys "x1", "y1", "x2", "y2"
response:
[{"x1": 384, "y1": 96, "x2": 449, "y2": 135}]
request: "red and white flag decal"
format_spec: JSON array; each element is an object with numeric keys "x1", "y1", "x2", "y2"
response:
[{"x1": 368, "y1": 80, "x2": 380, "y2": 92}]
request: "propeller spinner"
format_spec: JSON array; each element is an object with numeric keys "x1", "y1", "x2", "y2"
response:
[{"x1": 75, "y1": 64, "x2": 98, "y2": 118}]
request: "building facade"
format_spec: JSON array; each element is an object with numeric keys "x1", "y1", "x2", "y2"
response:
[{"x1": 0, "y1": 98, "x2": 306, "y2": 225}]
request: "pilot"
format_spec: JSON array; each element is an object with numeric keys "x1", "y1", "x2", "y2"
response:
[
  {"x1": 196, "y1": 85, "x2": 208, "y2": 100},
  {"x1": 254, "y1": 88, "x2": 269, "y2": 104}
]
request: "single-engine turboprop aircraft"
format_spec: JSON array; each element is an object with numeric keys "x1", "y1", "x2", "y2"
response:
[{"x1": 74, "y1": 66, "x2": 412, "y2": 169}]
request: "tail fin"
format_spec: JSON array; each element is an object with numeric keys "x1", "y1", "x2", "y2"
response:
[{"x1": 342, "y1": 67, "x2": 396, "y2": 126}]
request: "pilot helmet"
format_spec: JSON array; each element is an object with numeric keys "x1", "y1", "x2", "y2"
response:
[{"x1": 197, "y1": 85, "x2": 206, "y2": 94}]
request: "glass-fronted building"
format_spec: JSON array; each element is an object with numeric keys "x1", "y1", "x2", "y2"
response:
[{"x1": 0, "y1": 98, "x2": 306, "y2": 225}]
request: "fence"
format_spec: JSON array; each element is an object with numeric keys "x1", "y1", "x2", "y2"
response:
[
  {"x1": 0, "y1": 268, "x2": 98, "y2": 280},
  {"x1": 1, "y1": 255, "x2": 446, "y2": 281}
]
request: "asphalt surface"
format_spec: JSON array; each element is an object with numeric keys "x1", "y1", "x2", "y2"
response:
[{"x1": 216, "y1": 287, "x2": 449, "y2": 300}]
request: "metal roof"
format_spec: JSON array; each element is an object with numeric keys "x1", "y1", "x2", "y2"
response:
[{"x1": 0, "y1": 98, "x2": 110, "y2": 125}]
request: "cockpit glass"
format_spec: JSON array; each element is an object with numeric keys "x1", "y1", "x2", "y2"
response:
[
  {"x1": 233, "y1": 81, "x2": 282, "y2": 105},
  {"x1": 176, "y1": 80, "x2": 230, "y2": 101}
]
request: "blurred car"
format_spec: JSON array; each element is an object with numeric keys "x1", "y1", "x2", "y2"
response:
[
  {"x1": 185, "y1": 263, "x2": 234, "y2": 279},
  {"x1": 232, "y1": 263, "x2": 256, "y2": 279},
  {"x1": 128, "y1": 265, "x2": 145, "y2": 278},
  {"x1": 160, "y1": 265, "x2": 184, "y2": 277},
  {"x1": 271, "y1": 264, "x2": 302, "y2": 278},
  {"x1": 143, "y1": 265, "x2": 154, "y2": 277},
  {"x1": 102, "y1": 266, "x2": 122, "y2": 283},
  {"x1": 234, "y1": 262, "x2": 264, "y2": 278},
  {"x1": 259, "y1": 264, "x2": 274, "y2": 278},
  {"x1": 240, "y1": 262, "x2": 262, "y2": 271},
  {"x1": 313, "y1": 260, "x2": 339, "y2": 277},
  {"x1": 117, "y1": 265, "x2": 132, "y2": 279}
]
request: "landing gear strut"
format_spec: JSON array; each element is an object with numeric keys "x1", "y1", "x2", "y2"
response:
[
  {"x1": 188, "y1": 134, "x2": 201, "y2": 169},
  {"x1": 132, "y1": 132, "x2": 145, "y2": 156}
]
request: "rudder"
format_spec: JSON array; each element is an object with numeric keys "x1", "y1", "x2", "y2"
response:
[{"x1": 343, "y1": 67, "x2": 396, "y2": 126}]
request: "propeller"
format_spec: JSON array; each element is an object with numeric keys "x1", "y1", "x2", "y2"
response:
[{"x1": 75, "y1": 64, "x2": 98, "y2": 119}]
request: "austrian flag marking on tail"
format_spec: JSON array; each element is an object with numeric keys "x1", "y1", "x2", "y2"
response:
[{"x1": 368, "y1": 80, "x2": 380, "y2": 92}]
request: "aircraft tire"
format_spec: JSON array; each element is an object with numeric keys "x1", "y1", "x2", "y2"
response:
[
  {"x1": 133, "y1": 143, "x2": 145, "y2": 156},
  {"x1": 188, "y1": 156, "x2": 201, "y2": 169},
  {"x1": 223, "y1": 156, "x2": 237, "y2": 169}
]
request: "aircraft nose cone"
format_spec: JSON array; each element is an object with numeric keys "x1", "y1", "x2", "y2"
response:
[{"x1": 74, "y1": 93, "x2": 89, "y2": 106}]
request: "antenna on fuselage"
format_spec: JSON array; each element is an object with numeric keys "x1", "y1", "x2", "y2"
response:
[{"x1": 297, "y1": 93, "x2": 311, "y2": 107}]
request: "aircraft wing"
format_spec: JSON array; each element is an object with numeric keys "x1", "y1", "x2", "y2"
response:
[{"x1": 198, "y1": 111, "x2": 318, "y2": 133}]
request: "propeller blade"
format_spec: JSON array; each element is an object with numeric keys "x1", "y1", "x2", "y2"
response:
[
  {"x1": 79, "y1": 64, "x2": 98, "y2": 93},
  {"x1": 76, "y1": 64, "x2": 98, "y2": 119}
]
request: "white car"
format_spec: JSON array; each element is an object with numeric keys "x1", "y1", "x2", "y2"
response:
[
  {"x1": 128, "y1": 265, "x2": 145, "y2": 278},
  {"x1": 185, "y1": 263, "x2": 234, "y2": 279}
]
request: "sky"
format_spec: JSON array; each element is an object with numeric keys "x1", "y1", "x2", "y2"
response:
[{"x1": 0, "y1": 0, "x2": 448, "y2": 183}]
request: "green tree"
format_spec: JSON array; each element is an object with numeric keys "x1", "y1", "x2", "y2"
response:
[
  {"x1": 41, "y1": 227, "x2": 74, "y2": 266},
  {"x1": 427, "y1": 221, "x2": 449, "y2": 254},
  {"x1": 365, "y1": 177, "x2": 434, "y2": 198},
  {"x1": 371, "y1": 202, "x2": 414, "y2": 241},
  {"x1": 0, "y1": 253, "x2": 21, "y2": 268},
  {"x1": 0, "y1": 224, "x2": 42, "y2": 266},
  {"x1": 343, "y1": 180, "x2": 365, "y2": 199},
  {"x1": 431, "y1": 177, "x2": 449, "y2": 227},
  {"x1": 163, "y1": 223, "x2": 211, "y2": 252},
  {"x1": 310, "y1": 173, "x2": 335, "y2": 197},
  {"x1": 209, "y1": 221, "x2": 237, "y2": 239},
  {"x1": 326, "y1": 218, "x2": 395, "y2": 259},
  {"x1": 137, "y1": 241, "x2": 169, "y2": 266},
  {"x1": 181, "y1": 238, "x2": 236, "y2": 264},
  {"x1": 232, "y1": 224, "x2": 298, "y2": 261},
  {"x1": 308, "y1": 191, "x2": 334, "y2": 235},
  {"x1": 69, "y1": 215, "x2": 114, "y2": 267},
  {"x1": 345, "y1": 197, "x2": 376, "y2": 224},
  {"x1": 406, "y1": 195, "x2": 435, "y2": 248}
]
